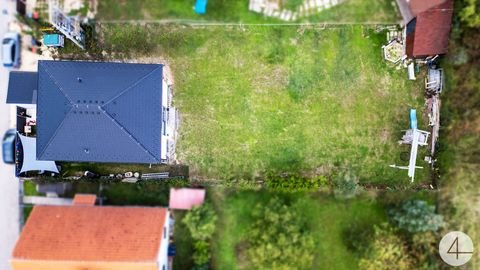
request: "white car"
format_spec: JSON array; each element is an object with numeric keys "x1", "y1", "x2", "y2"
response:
[{"x1": 2, "y1": 32, "x2": 21, "y2": 68}]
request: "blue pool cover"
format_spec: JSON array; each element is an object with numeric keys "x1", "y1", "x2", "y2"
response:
[{"x1": 43, "y1": 34, "x2": 61, "y2": 46}]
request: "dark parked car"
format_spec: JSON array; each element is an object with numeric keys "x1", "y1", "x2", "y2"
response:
[{"x1": 2, "y1": 129, "x2": 16, "y2": 164}]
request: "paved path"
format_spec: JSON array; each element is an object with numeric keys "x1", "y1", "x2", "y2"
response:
[
  {"x1": 0, "y1": 1, "x2": 20, "y2": 270},
  {"x1": 23, "y1": 196, "x2": 73, "y2": 205},
  {"x1": 249, "y1": 0, "x2": 345, "y2": 21}
]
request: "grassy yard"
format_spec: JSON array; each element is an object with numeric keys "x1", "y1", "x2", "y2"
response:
[
  {"x1": 97, "y1": 0, "x2": 399, "y2": 23},
  {"x1": 109, "y1": 25, "x2": 425, "y2": 185},
  {"x1": 58, "y1": 19, "x2": 432, "y2": 187},
  {"x1": 210, "y1": 189, "x2": 387, "y2": 269},
  {"x1": 58, "y1": 23, "x2": 429, "y2": 186}
]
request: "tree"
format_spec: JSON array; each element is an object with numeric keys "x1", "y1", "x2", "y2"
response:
[
  {"x1": 359, "y1": 224, "x2": 414, "y2": 270},
  {"x1": 389, "y1": 200, "x2": 444, "y2": 233},
  {"x1": 246, "y1": 197, "x2": 315, "y2": 270},
  {"x1": 460, "y1": 0, "x2": 480, "y2": 28},
  {"x1": 183, "y1": 203, "x2": 217, "y2": 269},
  {"x1": 411, "y1": 232, "x2": 440, "y2": 269},
  {"x1": 183, "y1": 203, "x2": 217, "y2": 240},
  {"x1": 333, "y1": 168, "x2": 360, "y2": 199}
]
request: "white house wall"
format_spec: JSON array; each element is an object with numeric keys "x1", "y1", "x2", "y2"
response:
[{"x1": 156, "y1": 210, "x2": 170, "y2": 270}]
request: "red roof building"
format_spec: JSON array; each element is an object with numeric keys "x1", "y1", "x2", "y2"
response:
[
  {"x1": 397, "y1": 0, "x2": 454, "y2": 58},
  {"x1": 11, "y1": 204, "x2": 170, "y2": 270},
  {"x1": 72, "y1": 194, "x2": 97, "y2": 206}
]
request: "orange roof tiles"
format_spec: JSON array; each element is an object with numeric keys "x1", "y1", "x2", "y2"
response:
[
  {"x1": 12, "y1": 205, "x2": 168, "y2": 263},
  {"x1": 72, "y1": 194, "x2": 97, "y2": 206},
  {"x1": 11, "y1": 260, "x2": 158, "y2": 270}
]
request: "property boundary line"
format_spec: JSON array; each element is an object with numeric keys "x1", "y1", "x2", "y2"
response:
[{"x1": 96, "y1": 20, "x2": 400, "y2": 26}]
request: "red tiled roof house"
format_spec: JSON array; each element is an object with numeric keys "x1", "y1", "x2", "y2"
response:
[
  {"x1": 11, "y1": 204, "x2": 170, "y2": 270},
  {"x1": 396, "y1": 0, "x2": 454, "y2": 58}
]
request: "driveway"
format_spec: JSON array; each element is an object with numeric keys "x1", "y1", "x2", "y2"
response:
[{"x1": 0, "y1": 1, "x2": 21, "y2": 270}]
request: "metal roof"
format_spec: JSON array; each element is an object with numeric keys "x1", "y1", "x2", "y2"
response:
[
  {"x1": 6, "y1": 71, "x2": 38, "y2": 104},
  {"x1": 36, "y1": 60, "x2": 164, "y2": 163}
]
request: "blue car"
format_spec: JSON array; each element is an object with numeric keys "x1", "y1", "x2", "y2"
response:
[
  {"x1": 2, "y1": 129, "x2": 16, "y2": 164},
  {"x1": 2, "y1": 32, "x2": 21, "y2": 68}
]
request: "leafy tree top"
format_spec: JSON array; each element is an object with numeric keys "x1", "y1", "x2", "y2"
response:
[{"x1": 389, "y1": 200, "x2": 444, "y2": 233}]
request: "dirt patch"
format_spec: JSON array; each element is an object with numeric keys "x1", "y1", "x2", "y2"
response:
[{"x1": 252, "y1": 65, "x2": 289, "y2": 93}]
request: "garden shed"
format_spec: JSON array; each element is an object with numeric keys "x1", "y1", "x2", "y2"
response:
[{"x1": 396, "y1": 0, "x2": 454, "y2": 58}]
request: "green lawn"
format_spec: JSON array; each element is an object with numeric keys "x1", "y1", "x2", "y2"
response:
[
  {"x1": 211, "y1": 190, "x2": 387, "y2": 269},
  {"x1": 97, "y1": 0, "x2": 399, "y2": 23},
  {"x1": 66, "y1": 23, "x2": 429, "y2": 186},
  {"x1": 23, "y1": 180, "x2": 40, "y2": 196},
  {"x1": 127, "y1": 25, "x2": 425, "y2": 185}
]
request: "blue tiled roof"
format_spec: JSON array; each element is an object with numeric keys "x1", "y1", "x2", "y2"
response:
[
  {"x1": 36, "y1": 60, "x2": 163, "y2": 163},
  {"x1": 7, "y1": 71, "x2": 38, "y2": 104}
]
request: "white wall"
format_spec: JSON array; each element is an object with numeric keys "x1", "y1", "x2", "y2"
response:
[{"x1": 157, "y1": 210, "x2": 170, "y2": 270}]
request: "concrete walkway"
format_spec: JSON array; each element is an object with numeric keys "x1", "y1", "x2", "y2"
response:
[
  {"x1": 23, "y1": 196, "x2": 73, "y2": 206},
  {"x1": 249, "y1": 0, "x2": 345, "y2": 21}
]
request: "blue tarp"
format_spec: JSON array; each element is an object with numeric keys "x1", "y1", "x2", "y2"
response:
[
  {"x1": 195, "y1": 0, "x2": 207, "y2": 14},
  {"x1": 410, "y1": 109, "x2": 417, "y2": 129}
]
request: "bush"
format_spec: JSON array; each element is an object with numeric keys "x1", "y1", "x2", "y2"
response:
[
  {"x1": 410, "y1": 232, "x2": 440, "y2": 269},
  {"x1": 246, "y1": 197, "x2": 315, "y2": 270},
  {"x1": 265, "y1": 174, "x2": 328, "y2": 191},
  {"x1": 459, "y1": 0, "x2": 480, "y2": 28},
  {"x1": 183, "y1": 203, "x2": 217, "y2": 269},
  {"x1": 183, "y1": 203, "x2": 217, "y2": 240},
  {"x1": 358, "y1": 223, "x2": 414, "y2": 270},
  {"x1": 333, "y1": 169, "x2": 360, "y2": 199},
  {"x1": 389, "y1": 200, "x2": 444, "y2": 233},
  {"x1": 192, "y1": 240, "x2": 210, "y2": 266}
]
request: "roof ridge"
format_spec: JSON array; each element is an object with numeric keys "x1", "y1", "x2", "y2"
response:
[
  {"x1": 101, "y1": 109, "x2": 160, "y2": 163},
  {"x1": 99, "y1": 65, "x2": 162, "y2": 162},
  {"x1": 41, "y1": 62, "x2": 74, "y2": 104},
  {"x1": 37, "y1": 107, "x2": 74, "y2": 159},
  {"x1": 37, "y1": 62, "x2": 76, "y2": 159},
  {"x1": 103, "y1": 65, "x2": 162, "y2": 106}
]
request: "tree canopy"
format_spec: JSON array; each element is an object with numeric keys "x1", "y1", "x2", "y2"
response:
[
  {"x1": 246, "y1": 196, "x2": 315, "y2": 270},
  {"x1": 389, "y1": 200, "x2": 444, "y2": 233},
  {"x1": 359, "y1": 224, "x2": 414, "y2": 270},
  {"x1": 460, "y1": 0, "x2": 480, "y2": 28}
]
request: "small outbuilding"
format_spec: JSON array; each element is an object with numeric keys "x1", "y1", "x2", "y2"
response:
[
  {"x1": 169, "y1": 188, "x2": 206, "y2": 210},
  {"x1": 396, "y1": 0, "x2": 454, "y2": 58}
]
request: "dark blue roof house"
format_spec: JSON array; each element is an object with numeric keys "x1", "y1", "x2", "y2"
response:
[{"x1": 7, "y1": 60, "x2": 176, "y2": 165}]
